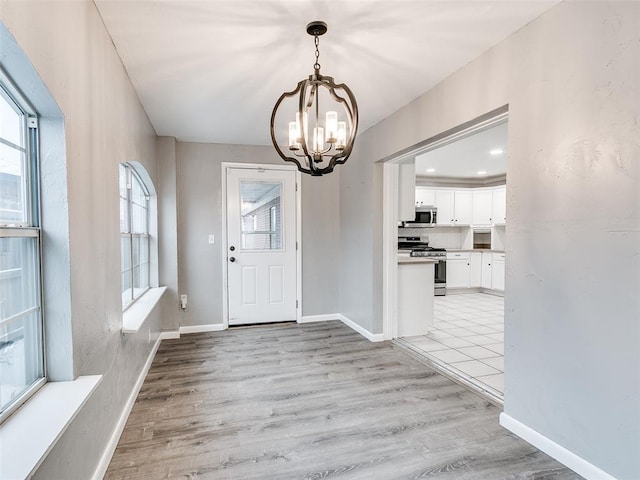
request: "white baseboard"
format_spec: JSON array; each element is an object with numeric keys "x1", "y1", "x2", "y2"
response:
[
  {"x1": 179, "y1": 323, "x2": 225, "y2": 334},
  {"x1": 92, "y1": 336, "x2": 162, "y2": 480},
  {"x1": 499, "y1": 413, "x2": 617, "y2": 480},
  {"x1": 159, "y1": 331, "x2": 179, "y2": 340},
  {"x1": 299, "y1": 314, "x2": 341, "y2": 323},
  {"x1": 339, "y1": 314, "x2": 385, "y2": 342}
]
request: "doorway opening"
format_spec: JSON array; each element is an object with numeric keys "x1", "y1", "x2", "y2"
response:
[
  {"x1": 382, "y1": 108, "x2": 508, "y2": 405},
  {"x1": 221, "y1": 163, "x2": 302, "y2": 327}
]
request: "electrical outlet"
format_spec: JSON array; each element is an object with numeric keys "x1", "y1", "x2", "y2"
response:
[
  {"x1": 208, "y1": 234, "x2": 215, "y2": 244},
  {"x1": 180, "y1": 294, "x2": 188, "y2": 309}
]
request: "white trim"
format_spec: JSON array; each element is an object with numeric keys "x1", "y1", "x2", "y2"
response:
[
  {"x1": 499, "y1": 413, "x2": 617, "y2": 480},
  {"x1": 221, "y1": 163, "x2": 230, "y2": 329},
  {"x1": 381, "y1": 112, "x2": 510, "y2": 348},
  {"x1": 382, "y1": 162, "x2": 399, "y2": 340},
  {"x1": 92, "y1": 337, "x2": 163, "y2": 480},
  {"x1": 220, "y1": 162, "x2": 301, "y2": 327},
  {"x1": 179, "y1": 323, "x2": 225, "y2": 334},
  {"x1": 300, "y1": 314, "x2": 341, "y2": 323},
  {"x1": 295, "y1": 171, "x2": 302, "y2": 323},
  {"x1": 159, "y1": 331, "x2": 180, "y2": 340},
  {"x1": 121, "y1": 286, "x2": 167, "y2": 334},
  {"x1": 339, "y1": 314, "x2": 385, "y2": 342},
  {"x1": 0, "y1": 376, "x2": 102, "y2": 480}
]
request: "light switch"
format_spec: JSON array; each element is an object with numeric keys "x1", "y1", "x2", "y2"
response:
[{"x1": 208, "y1": 234, "x2": 215, "y2": 244}]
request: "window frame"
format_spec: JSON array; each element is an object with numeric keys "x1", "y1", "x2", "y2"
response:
[
  {"x1": 0, "y1": 71, "x2": 46, "y2": 424},
  {"x1": 119, "y1": 163, "x2": 150, "y2": 311}
]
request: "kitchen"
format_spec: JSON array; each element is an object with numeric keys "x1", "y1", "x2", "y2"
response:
[{"x1": 395, "y1": 118, "x2": 507, "y2": 404}]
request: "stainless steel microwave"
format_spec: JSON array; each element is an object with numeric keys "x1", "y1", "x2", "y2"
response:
[{"x1": 403, "y1": 206, "x2": 437, "y2": 227}]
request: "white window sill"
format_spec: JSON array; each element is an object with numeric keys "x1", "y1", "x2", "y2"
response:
[
  {"x1": 0, "y1": 375, "x2": 102, "y2": 480},
  {"x1": 122, "y1": 286, "x2": 167, "y2": 334}
]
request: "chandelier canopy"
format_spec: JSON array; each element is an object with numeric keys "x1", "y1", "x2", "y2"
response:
[{"x1": 270, "y1": 21, "x2": 359, "y2": 176}]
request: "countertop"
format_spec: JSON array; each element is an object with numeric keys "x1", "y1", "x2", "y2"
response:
[
  {"x1": 398, "y1": 248, "x2": 505, "y2": 254},
  {"x1": 447, "y1": 249, "x2": 505, "y2": 253},
  {"x1": 397, "y1": 254, "x2": 438, "y2": 264}
]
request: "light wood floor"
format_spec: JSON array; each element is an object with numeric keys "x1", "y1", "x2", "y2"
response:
[{"x1": 105, "y1": 321, "x2": 582, "y2": 479}]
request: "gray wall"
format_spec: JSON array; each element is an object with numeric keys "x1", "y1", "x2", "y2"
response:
[
  {"x1": 504, "y1": 4, "x2": 639, "y2": 478},
  {"x1": 339, "y1": 2, "x2": 639, "y2": 478},
  {"x1": 3, "y1": 0, "x2": 637, "y2": 478},
  {"x1": 1, "y1": 2, "x2": 162, "y2": 479},
  {"x1": 175, "y1": 142, "x2": 340, "y2": 328},
  {"x1": 157, "y1": 137, "x2": 180, "y2": 331}
]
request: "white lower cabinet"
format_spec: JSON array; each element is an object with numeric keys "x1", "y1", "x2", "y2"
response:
[
  {"x1": 492, "y1": 253, "x2": 505, "y2": 291},
  {"x1": 481, "y1": 252, "x2": 493, "y2": 289},
  {"x1": 446, "y1": 252, "x2": 470, "y2": 288},
  {"x1": 470, "y1": 252, "x2": 482, "y2": 287},
  {"x1": 446, "y1": 251, "x2": 505, "y2": 292}
]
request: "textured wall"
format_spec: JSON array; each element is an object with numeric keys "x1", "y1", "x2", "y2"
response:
[
  {"x1": 175, "y1": 142, "x2": 340, "y2": 328},
  {"x1": 504, "y1": 3, "x2": 639, "y2": 478},
  {"x1": 156, "y1": 137, "x2": 180, "y2": 331},
  {"x1": 0, "y1": 1, "x2": 160, "y2": 479},
  {"x1": 339, "y1": 2, "x2": 639, "y2": 478}
]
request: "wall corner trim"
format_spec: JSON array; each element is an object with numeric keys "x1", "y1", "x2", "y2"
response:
[
  {"x1": 178, "y1": 324, "x2": 225, "y2": 335},
  {"x1": 92, "y1": 337, "x2": 163, "y2": 480},
  {"x1": 499, "y1": 413, "x2": 617, "y2": 480},
  {"x1": 299, "y1": 314, "x2": 341, "y2": 323},
  {"x1": 339, "y1": 314, "x2": 385, "y2": 342},
  {"x1": 159, "y1": 331, "x2": 180, "y2": 340}
]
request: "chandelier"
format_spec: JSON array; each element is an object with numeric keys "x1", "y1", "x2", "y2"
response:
[{"x1": 270, "y1": 21, "x2": 359, "y2": 176}]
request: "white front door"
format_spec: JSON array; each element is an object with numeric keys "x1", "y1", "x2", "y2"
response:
[{"x1": 226, "y1": 167, "x2": 297, "y2": 325}]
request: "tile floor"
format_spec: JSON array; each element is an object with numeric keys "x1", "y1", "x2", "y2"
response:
[{"x1": 402, "y1": 292, "x2": 504, "y2": 400}]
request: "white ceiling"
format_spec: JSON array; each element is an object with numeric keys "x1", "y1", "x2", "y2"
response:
[
  {"x1": 94, "y1": 0, "x2": 559, "y2": 146},
  {"x1": 415, "y1": 121, "x2": 508, "y2": 178}
]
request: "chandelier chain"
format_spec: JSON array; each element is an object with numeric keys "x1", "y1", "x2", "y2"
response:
[{"x1": 313, "y1": 35, "x2": 321, "y2": 71}]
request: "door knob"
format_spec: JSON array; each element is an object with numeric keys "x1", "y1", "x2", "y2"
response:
[
  {"x1": 229, "y1": 257, "x2": 236, "y2": 263},
  {"x1": 230, "y1": 246, "x2": 235, "y2": 251}
]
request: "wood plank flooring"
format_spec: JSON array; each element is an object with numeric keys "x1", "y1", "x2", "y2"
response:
[{"x1": 105, "y1": 321, "x2": 582, "y2": 480}]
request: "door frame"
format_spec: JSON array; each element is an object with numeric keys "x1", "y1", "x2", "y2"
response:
[
  {"x1": 221, "y1": 162, "x2": 302, "y2": 328},
  {"x1": 382, "y1": 109, "x2": 509, "y2": 340}
]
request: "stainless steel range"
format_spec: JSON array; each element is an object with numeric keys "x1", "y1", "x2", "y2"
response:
[{"x1": 398, "y1": 237, "x2": 447, "y2": 296}]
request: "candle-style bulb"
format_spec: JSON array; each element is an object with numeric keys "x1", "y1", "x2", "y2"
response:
[
  {"x1": 313, "y1": 126, "x2": 324, "y2": 153},
  {"x1": 325, "y1": 111, "x2": 338, "y2": 143},
  {"x1": 336, "y1": 121, "x2": 347, "y2": 151},
  {"x1": 288, "y1": 121, "x2": 300, "y2": 150}
]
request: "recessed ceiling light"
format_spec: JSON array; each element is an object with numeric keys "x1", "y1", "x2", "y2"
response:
[
  {"x1": 490, "y1": 148, "x2": 504, "y2": 155},
  {"x1": 426, "y1": 168, "x2": 436, "y2": 173},
  {"x1": 477, "y1": 170, "x2": 488, "y2": 175}
]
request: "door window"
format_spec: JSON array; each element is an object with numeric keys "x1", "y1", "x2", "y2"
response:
[{"x1": 239, "y1": 181, "x2": 283, "y2": 251}]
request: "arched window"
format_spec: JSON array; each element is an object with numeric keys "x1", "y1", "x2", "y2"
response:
[
  {"x1": 0, "y1": 73, "x2": 45, "y2": 421},
  {"x1": 119, "y1": 163, "x2": 151, "y2": 309}
]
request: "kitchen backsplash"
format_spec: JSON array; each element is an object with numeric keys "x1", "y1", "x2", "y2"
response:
[{"x1": 398, "y1": 226, "x2": 464, "y2": 249}]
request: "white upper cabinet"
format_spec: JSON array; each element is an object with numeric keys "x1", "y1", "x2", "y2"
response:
[
  {"x1": 472, "y1": 190, "x2": 493, "y2": 225},
  {"x1": 492, "y1": 186, "x2": 506, "y2": 225},
  {"x1": 398, "y1": 163, "x2": 416, "y2": 221},
  {"x1": 436, "y1": 190, "x2": 471, "y2": 225},
  {"x1": 415, "y1": 187, "x2": 436, "y2": 207},
  {"x1": 414, "y1": 185, "x2": 505, "y2": 226},
  {"x1": 435, "y1": 190, "x2": 454, "y2": 225},
  {"x1": 453, "y1": 190, "x2": 472, "y2": 225}
]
